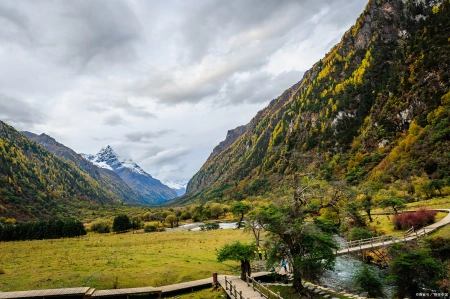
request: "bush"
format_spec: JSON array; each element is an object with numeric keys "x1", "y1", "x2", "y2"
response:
[
  {"x1": 354, "y1": 265, "x2": 384, "y2": 297},
  {"x1": 199, "y1": 222, "x2": 220, "y2": 231},
  {"x1": 112, "y1": 214, "x2": 131, "y2": 233},
  {"x1": 179, "y1": 211, "x2": 192, "y2": 220},
  {"x1": 192, "y1": 213, "x2": 201, "y2": 222},
  {"x1": 313, "y1": 217, "x2": 339, "y2": 233},
  {"x1": 144, "y1": 225, "x2": 157, "y2": 232},
  {"x1": 392, "y1": 208, "x2": 437, "y2": 230},
  {"x1": 90, "y1": 220, "x2": 111, "y2": 234},
  {"x1": 348, "y1": 227, "x2": 376, "y2": 241}
]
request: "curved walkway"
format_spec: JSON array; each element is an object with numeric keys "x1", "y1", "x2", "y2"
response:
[{"x1": 336, "y1": 209, "x2": 450, "y2": 256}]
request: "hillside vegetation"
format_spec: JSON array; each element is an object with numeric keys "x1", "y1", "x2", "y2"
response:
[
  {"x1": 182, "y1": 0, "x2": 450, "y2": 204},
  {"x1": 0, "y1": 121, "x2": 121, "y2": 220}
]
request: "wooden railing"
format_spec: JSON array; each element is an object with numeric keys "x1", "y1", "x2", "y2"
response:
[
  {"x1": 246, "y1": 275, "x2": 283, "y2": 299},
  {"x1": 223, "y1": 276, "x2": 246, "y2": 299},
  {"x1": 338, "y1": 226, "x2": 435, "y2": 253},
  {"x1": 223, "y1": 275, "x2": 283, "y2": 299}
]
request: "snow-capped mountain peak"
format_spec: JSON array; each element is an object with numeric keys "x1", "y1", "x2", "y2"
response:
[
  {"x1": 80, "y1": 145, "x2": 178, "y2": 203},
  {"x1": 81, "y1": 145, "x2": 150, "y2": 177}
]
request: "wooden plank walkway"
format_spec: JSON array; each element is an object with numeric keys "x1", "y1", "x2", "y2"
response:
[
  {"x1": 159, "y1": 277, "x2": 213, "y2": 293},
  {"x1": 0, "y1": 273, "x2": 272, "y2": 299},
  {"x1": 91, "y1": 286, "x2": 160, "y2": 297},
  {"x1": 0, "y1": 287, "x2": 92, "y2": 299},
  {"x1": 336, "y1": 209, "x2": 450, "y2": 256},
  {"x1": 217, "y1": 272, "x2": 273, "y2": 299}
]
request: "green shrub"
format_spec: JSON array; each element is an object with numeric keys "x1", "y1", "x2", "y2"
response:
[
  {"x1": 313, "y1": 217, "x2": 339, "y2": 233},
  {"x1": 354, "y1": 265, "x2": 384, "y2": 297},
  {"x1": 90, "y1": 220, "x2": 111, "y2": 234},
  {"x1": 144, "y1": 225, "x2": 157, "y2": 232},
  {"x1": 180, "y1": 211, "x2": 192, "y2": 220},
  {"x1": 200, "y1": 222, "x2": 220, "y2": 231},
  {"x1": 112, "y1": 214, "x2": 131, "y2": 233},
  {"x1": 348, "y1": 227, "x2": 376, "y2": 241}
]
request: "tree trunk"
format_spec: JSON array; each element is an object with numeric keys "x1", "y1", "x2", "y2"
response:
[
  {"x1": 366, "y1": 209, "x2": 373, "y2": 222},
  {"x1": 240, "y1": 260, "x2": 251, "y2": 280},
  {"x1": 238, "y1": 214, "x2": 244, "y2": 228},
  {"x1": 292, "y1": 264, "x2": 304, "y2": 292}
]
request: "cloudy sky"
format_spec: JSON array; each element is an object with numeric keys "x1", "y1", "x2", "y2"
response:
[{"x1": 0, "y1": 0, "x2": 367, "y2": 183}]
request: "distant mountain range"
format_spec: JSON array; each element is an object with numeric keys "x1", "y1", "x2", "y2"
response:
[{"x1": 81, "y1": 145, "x2": 177, "y2": 203}]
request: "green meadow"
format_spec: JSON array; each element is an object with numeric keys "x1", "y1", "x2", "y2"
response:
[{"x1": 0, "y1": 229, "x2": 254, "y2": 291}]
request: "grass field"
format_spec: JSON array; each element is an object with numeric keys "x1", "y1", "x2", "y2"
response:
[{"x1": 0, "y1": 229, "x2": 254, "y2": 292}]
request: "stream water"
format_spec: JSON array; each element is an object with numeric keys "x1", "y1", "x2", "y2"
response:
[{"x1": 319, "y1": 236, "x2": 395, "y2": 298}]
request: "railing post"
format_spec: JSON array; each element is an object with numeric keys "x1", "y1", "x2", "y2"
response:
[
  {"x1": 259, "y1": 280, "x2": 262, "y2": 295},
  {"x1": 246, "y1": 274, "x2": 249, "y2": 286},
  {"x1": 225, "y1": 276, "x2": 228, "y2": 290},
  {"x1": 252, "y1": 277, "x2": 255, "y2": 291},
  {"x1": 239, "y1": 290, "x2": 243, "y2": 299},
  {"x1": 359, "y1": 239, "x2": 362, "y2": 250},
  {"x1": 277, "y1": 291, "x2": 281, "y2": 299}
]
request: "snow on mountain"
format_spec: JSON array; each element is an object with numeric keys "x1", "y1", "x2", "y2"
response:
[
  {"x1": 82, "y1": 145, "x2": 150, "y2": 176},
  {"x1": 81, "y1": 145, "x2": 178, "y2": 204},
  {"x1": 163, "y1": 179, "x2": 188, "y2": 196}
]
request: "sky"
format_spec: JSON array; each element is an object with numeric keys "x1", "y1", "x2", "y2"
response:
[{"x1": 0, "y1": 0, "x2": 367, "y2": 183}]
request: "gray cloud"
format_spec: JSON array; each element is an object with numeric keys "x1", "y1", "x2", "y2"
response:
[
  {"x1": 103, "y1": 114, "x2": 125, "y2": 126},
  {"x1": 143, "y1": 147, "x2": 191, "y2": 167},
  {"x1": 124, "y1": 130, "x2": 173, "y2": 143},
  {"x1": 89, "y1": 98, "x2": 156, "y2": 119},
  {"x1": 1, "y1": 0, "x2": 141, "y2": 72},
  {"x1": 131, "y1": 0, "x2": 363, "y2": 106},
  {"x1": 0, "y1": 2, "x2": 32, "y2": 45},
  {"x1": 0, "y1": 93, "x2": 44, "y2": 128},
  {"x1": 223, "y1": 70, "x2": 304, "y2": 105},
  {"x1": 177, "y1": 0, "x2": 321, "y2": 63}
]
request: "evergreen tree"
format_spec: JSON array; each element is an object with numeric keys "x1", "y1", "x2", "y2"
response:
[{"x1": 112, "y1": 214, "x2": 131, "y2": 233}]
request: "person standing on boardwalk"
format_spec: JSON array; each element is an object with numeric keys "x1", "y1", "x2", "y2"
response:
[
  {"x1": 282, "y1": 260, "x2": 287, "y2": 273},
  {"x1": 257, "y1": 247, "x2": 263, "y2": 260}
]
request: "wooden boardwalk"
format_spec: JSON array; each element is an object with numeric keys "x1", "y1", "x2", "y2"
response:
[
  {"x1": 0, "y1": 287, "x2": 93, "y2": 299},
  {"x1": 218, "y1": 272, "x2": 276, "y2": 299},
  {"x1": 0, "y1": 272, "x2": 272, "y2": 299},
  {"x1": 336, "y1": 209, "x2": 450, "y2": 256}
]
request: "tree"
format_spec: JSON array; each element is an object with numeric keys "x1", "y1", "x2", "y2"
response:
[
  {"x1": 217, "y1": 241, "x2": 254, "y2": 280},
  {"x1": 246, "y1": 208, "x2": 265, "y2": 247},
  {"x1": 354, "y1": 265, "x2": 384, "y2": 298},
  {"x1": 210, "y1": 203, "x2": 224, "y2": 219},
  {"x1": 378, "y1": 196, "x2": 406, "y2": 214},
  {"x1": 388, "y1": 245, "x2": 443, "y2": 298},
  {"x1": 258, "y1": 176, "x2": 338, "y2": 292},
  {"x1": 112, "y1": 214, "x2": 131, "y2": 233},
  {"x1": 165, "y1": 214, "x2": 177, "y2": 228},
  {"x1": 231, "y1": 202, "x2": 250, "y2": 228}
]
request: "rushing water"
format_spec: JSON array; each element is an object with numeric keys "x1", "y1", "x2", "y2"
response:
[{"x1": 319, "y1": 236, "x2": 395, "y2": 298}]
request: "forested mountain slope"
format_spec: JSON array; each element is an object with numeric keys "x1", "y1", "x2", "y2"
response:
[
  {"x1": 21, "y1": 132, "x2": 145, "y2": 206},
  {"x1": 182, "y1": 0, "x2": 450, "y2": 203},
  {"x1": 0, "y1": 121, "x2": 121, "y2": 220}
]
